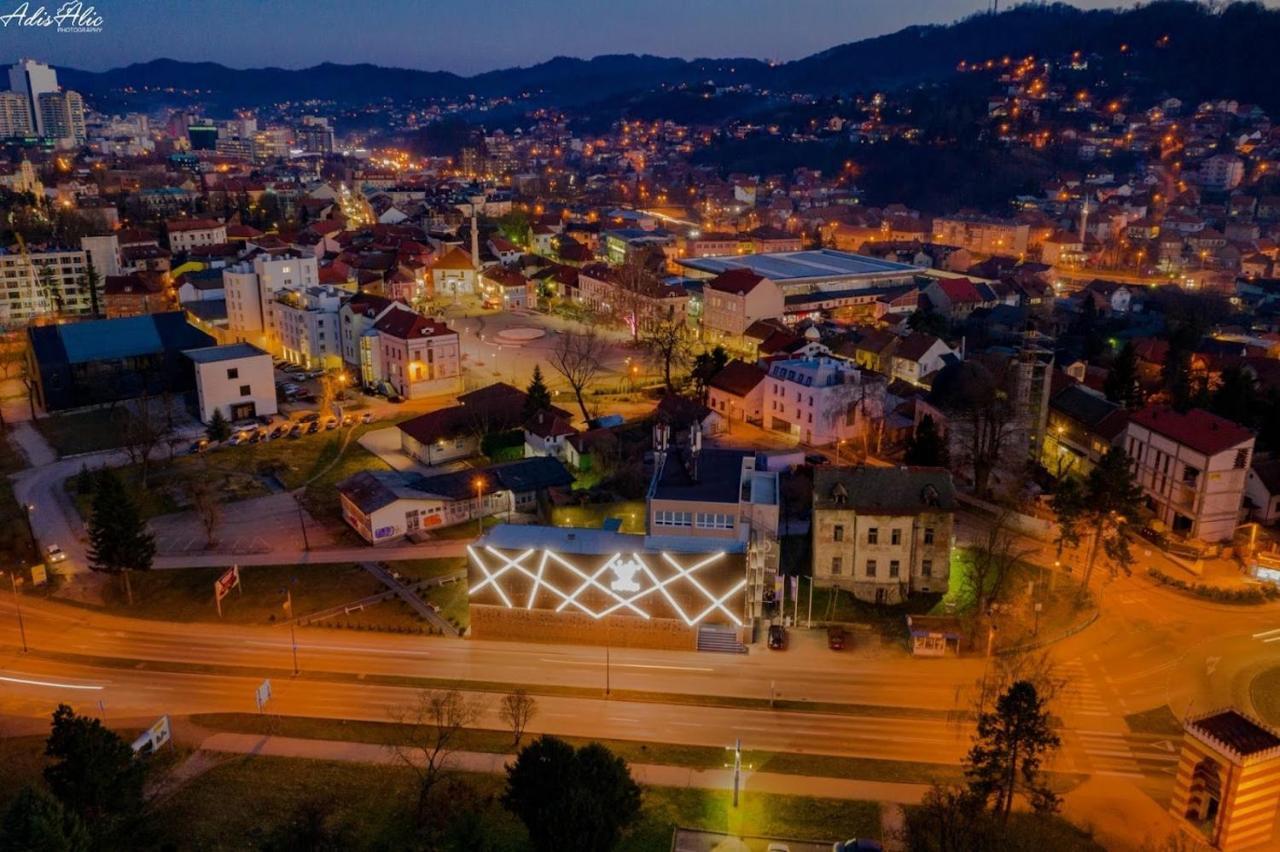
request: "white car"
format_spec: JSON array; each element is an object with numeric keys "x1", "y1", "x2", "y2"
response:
[{"x1": 45, "y1": 544, "x2": 67, "y2": 564}]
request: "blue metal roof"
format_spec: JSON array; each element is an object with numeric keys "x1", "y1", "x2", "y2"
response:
[{"x1": 60, "y1": 315, "x2": 164, "y2": 364}]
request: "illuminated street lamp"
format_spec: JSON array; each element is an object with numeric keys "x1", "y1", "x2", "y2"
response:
[
  {"x1": 474, "y1": 477, "x2": 485, "y2": 535},
  {"x1": 0, "y1": 568, "x2": 27, "y2": 653}
]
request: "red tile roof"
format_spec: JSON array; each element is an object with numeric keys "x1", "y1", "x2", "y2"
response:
[
  {"x1": 1129, "y1": 406, "x2": 1253, "y2": 456},
  {"x1": 166, "y1": 218, "x2": 223, "y2": 233},
  {"x1": 374, "y1": 308, "x2": 454, "y2": 340},
  {"x1": 431, "y1": 246, "x2": 474, "y2": 271},
  {"x1": 707, "y1": 268, "x2": 767, "y2": 296}
]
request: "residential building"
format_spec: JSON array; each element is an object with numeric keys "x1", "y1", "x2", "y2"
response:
[
  {"x1": 888, "y1": 332, "x2": 957, "y2": 388},
  {"x1": 372, "y1": 310, "x2": 462, "y2": 399},
  {"x1": 8, "y1": 59, "x2": 57, "y2": 137},
  {"x1": 1200, "y1": 154, "x2": 1245, "y2": 191},
  {"x1": 577, "y1": 263, "x2": 689, "y2": 335},
  {"x1": 185, "y1": 342, "x2": 277, "y2": 423},
  {"x1": 701, "y1": 269, "x2": 784, "y2": 348},
  {"x1": 398, "y1": 383, "x2": 571, "y2": 467},
  {"x1": 1123, "y1": 406, "x2": 1255, "y2": 542},
  {"x1": 0, "y1": 91, "x2": 33, "y2": 137},
  {"x1": 763, "y1": 356, "x2": 884, "y2": 447},
  {"x1": 271, "y1": 285, "x2": 344, "y2": 369},
  {"x1": 167, "y1": 219, "x2": 227, "y2": 254},
  {"x1": 0, "y1": 246, "x2": 91, "y2": 325},
  {"x1": 1041, "y1": 383, "x2": 1129, "y2": 478},
  {"x1": 707, "y1": 359, "x2": 768, "y2": 425},
  {"x1": 103, "y1": 272, "x2": 169, "y2": 318},
  {"x1": 25, "y1": 311, "x2": 213, "y2": 412},
  {"x1": 428, "y1": 246, "x2": 477, "y2": 300},
  {"x1": 1246, "y1": 457, "x2": 1280, "y2": 526},
  {"x1": 931, "y1": 215, "x2": 1030, "y2": 257},
  {"x1": 811, "y1": 466, "x2": 956, "y2": 604},
  {"x1": 223, "y1": 250, "x2": 320, "y2": 343},
  {"x1": 37, "y1": 90, "x2": 84, "y2": 145},
  {"x1": 338, "y1": 291, "x2": 399, "y2": 385}
]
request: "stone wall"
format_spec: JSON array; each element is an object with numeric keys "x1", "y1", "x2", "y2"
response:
[{"x1": 470, "y1": 605, "x2": 698, "y2": 651}]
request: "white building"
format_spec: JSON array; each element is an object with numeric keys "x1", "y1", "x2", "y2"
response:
[
  {"x1": 1200, "y1": 155, "x2": 1245, "y2": 192},
  {"x1": 224, "y1": 250, "x2": 319, "y2": 343},
  {"x1": 8, "y1": 59, "x2": 58, "y2": 137},
  {"x1": 0, "y1": 92, "x2": 34, "y2": 137},
  {"x1": 763, "y1": 356, "x2": 884, "y2": 447},
  {"x1": 0, "y1": 247, "x2": 90, "y2": 325},
  {"x1": 167, "y1": 219, "x2": 227, "y2": 254},
  {"x1": 1123, "y1": 406, "x2": 1254, "y2": 542},
  {"x1": 372, "y1": 309, "x2": 462, "y2": 399},
  {"x1": 37, "y1": 90, "x2": 85, "y2": 145},
  {"x1": 185, "y1": 342, "x2": 278, "y2": 423},
  {"x1": 272, "y1": 285, "x2": 344, "y2": 369}
]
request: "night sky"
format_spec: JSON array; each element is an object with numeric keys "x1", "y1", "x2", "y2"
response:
[{"x1": 4, "y1": 0, "x2": 1279, "y2": 74}]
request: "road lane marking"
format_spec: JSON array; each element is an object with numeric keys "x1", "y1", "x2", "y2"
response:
[
  {"x1": 1252, "y1": 628, "x2": 1280, "y2": 639},
  {"x1": 1093, "y1": 770, "x2": 1145, "y2": 779},
  {"x1": 0, "y1": 674, "x2": 103, "y2": 690},
  {"x1": 536, "y1": 658, "x2": 714, "y2": 672}
]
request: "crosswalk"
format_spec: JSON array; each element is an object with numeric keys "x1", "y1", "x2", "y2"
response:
[
  {"x1": 1253, "y1": 627, "x2": 1280, "y2": 644},
  {"x1": 1074, "y1": 729, "x2": 1181, "y2": 779},
  {"x1": 1059, "y1": 658, "x2": 1112, "y2": 718}
]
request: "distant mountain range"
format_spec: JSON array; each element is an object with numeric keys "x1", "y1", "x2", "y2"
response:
[{"x1": 21, "y1": 1, "x2": 1280, "y2": 116}]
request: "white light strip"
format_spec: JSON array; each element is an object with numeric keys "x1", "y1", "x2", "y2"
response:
[
  {"x1": 661, "y1": 551, "x2": 737, "y2": 622},
  {"x1": 690, "y1": 579, "x2": 747, "y2": 627},
  {"x1": 598, "y1": 552, "x2": 691, "y2": 623},
  {"x1": 526, "y1": 549, "x2": 550, "y2": 609},
  {"x1": 551, "y1": 551, "x2": 649, "y2": 619},
  {"x1": 0, "y1": 675, "x2": 104, "y2": 691},
  {"x1": 468, "y1": 546, "x2": 514, "y2": 608}
]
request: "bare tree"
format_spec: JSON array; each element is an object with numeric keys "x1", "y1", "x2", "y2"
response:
[
  {"x1": 548, "y1": 327, "x2": 605, "y2": 422},
  {"x1": 187, "y1": 471, "x2": 222, "y2": 548},
  {"x1": 116, "y1": 394, "x2": 173, "y2": 487},
  {"x1": 611, "y1": 249, "x2": 665, "y2": 340},
  {"x1": 498, "y1": 689, "x2": 537, "y2": 748},
  {"x1": 641, "y1": 313, "x2": 690, "y2": 392},
  {"x1": 932, "y1": 359, "x2": 1025, "y2": 498},
  {"x1": 964, "y1": 503, "x2": 1036, "y2": 644},
  {"x1": 388, "y1": 689, "x2": 483, "y2": 825}
]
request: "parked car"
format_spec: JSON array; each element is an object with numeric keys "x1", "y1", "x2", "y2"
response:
[
  {"x1": 269, "y1": 425, "x2": 286, "y2": 439},
  {"x1": 341, "y1": 414, "x2": 355, "y2": 427},
  {"x1": 767, "y1": 624, "x2": 787, "y2": 650},
  {"x1": 299, "y1": 412, "x2": 320, "y2": 423},
  {"x1": 805, "y1": 453, "x2": 829, "y2": 466},
  {"x1": 360, "y1": 411, "x2": 374, "y2": 424},
  {"x1": 45, "y1": 544, "x2": 67, "y2": 564},
  {"x1": 827, "y1": 626, "x2": 847, "y2": 651},
  {"x1": 387, "y1": 393, "x2": 404, "y2": 404},
  {"x1": 188, "y1": 438, "x2": 210, "y2": 454},
  {"x1": 324, "y1": 416, "x2": 339, "y2": 430},
  {"x1": 287, "y1": 423, "x2": 303, "y2": 439},
  {"x1": 247, "y1": 430, "x2": 262, "y2": 444},
  {"x1": 228, "y1": 432, "x2": 247, "y2": 446},
  {"x1": 766, "y1": 844, "x2": 791, "y2": 852},
  {"x1": 306, "y1": 420, "x2": 320, "y2": 434}
]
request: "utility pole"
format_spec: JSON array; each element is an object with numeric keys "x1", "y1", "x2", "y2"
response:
[
  {"x1": 3, "y1": 570, "x2": 27, "y2": 653},
  {"x1": 282, "y1": 590, "x2": 299, "y2": 676},
  {"x1": 294, "y1": 495, "x2": 310, "y2": 551}
]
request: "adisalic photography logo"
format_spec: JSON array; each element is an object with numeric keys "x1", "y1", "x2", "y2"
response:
[{"x1": 0, "y1": 2, "x2": 104, "y2": 33}]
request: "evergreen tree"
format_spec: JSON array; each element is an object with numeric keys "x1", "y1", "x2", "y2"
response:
[
  {"x1": 0, "y1": 785, "x2": 90, "y2": 852},
  {"x1": 689, "y1": 346, "x2": 730, "y2": 401},
  {"x1": 82, "y1": 264, "x2": 101, "y2": 320},
  {"x1": 206, "y1": 408, "x2": 232, "y2": 442},
  {"x1": 965, "y1": 681, "x2": 1061, "y2": 821},
  {"x1": 1209, "y1": 365, "x2": 1258, "y2": 428},
  {"x1": 1103, "y1": 341, "x2": 1141, "y2": 409},
  {"x1": 908, "y1": 307, "x2": 950, "y2": 338},
  {"x1": 523, "y1": 366, "x2": 552, "y2": 420},
  {"x1": 905, "y1": 414, "x2": 950, "y2": 468},
  {"x1": 43, "y1": 704, "x2": 147, "y2": 838},
  {"x1": 86, "y1": 469, "x2": 155, "y2": 605}
]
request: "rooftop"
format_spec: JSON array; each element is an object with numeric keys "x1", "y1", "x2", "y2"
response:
[
  {"x1": 1187, "y1": 709, "x2": 1280, "y2": 764},
  {"x1": 184, "y1": 342, "x2": 271, "y2": 364},
  {"x1": 1129, "y1": 406, "x2": 1254, "y2": 456},
  {"x1": 679, "y1": 249, "x2": 917, "y2": 282},
  {"x1": 813, "y1": 466, "x2": 958, "y2": 513}
]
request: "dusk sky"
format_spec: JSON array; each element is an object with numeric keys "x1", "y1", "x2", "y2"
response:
[{"x1": 6, "y1": 0, "x2": 1267, "y2": 75}]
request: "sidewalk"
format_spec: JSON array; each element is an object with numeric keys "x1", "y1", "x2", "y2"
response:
[{"x1": 196, "y1": 731, "x2": 934, "y2": 805}]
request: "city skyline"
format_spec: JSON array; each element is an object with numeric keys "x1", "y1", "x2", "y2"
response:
[{"x1": 4, "y1": 0, "x2": 1264, "y2": 75}]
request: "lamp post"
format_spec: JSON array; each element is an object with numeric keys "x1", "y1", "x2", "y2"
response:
[
  {"x1": 282, "y1": 589, "x2": 299, "y2": 676},
  {"x1": 474, "y1": 477, "x2": 485, "y2": 535},
  {"x1": 294, "y1": 494, "x2": 310, "y2": 551},
  {"x1": 1, "y1": 569, "x2": 27, "y2": 653},
  {"x1": 22, "y1": 503, "x2": 36, "y2": 556}
]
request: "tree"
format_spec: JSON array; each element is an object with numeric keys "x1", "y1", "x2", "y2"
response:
[
  {"x1": 496, "y1": 210, "x2": 532, "y2": 248},
  {"x1": 1209, "y1": 365, "x2": 1258, "y2": 428},
  {"x1": 905, "y1": 414, "x2": 950, "y2": 467},
  {"x1": 965, "y1": 681, "x2": 1061, "y2": 821},
  {"x1": 610, "y1": 249, "x2": 665, "y2": 340},
  {"x1": 548, "y1": 328, "x2": 605, "y2": 422},
  {"x1": 523, "y1": 366, "x2": 552, "y2": 421},
  {"x1": 904, "y1": 783, "x2": 993, "y2": 852},
  {"x1": 503, "y1": 736, "x2": 641, "y2": 852},
  {"x1": 43, "y1": 704, "x2": 147, "y2": 833},
  {"x1": 908, "y1": 307, "x2": 950, "y2": 338},
  {"x1": 1103, "y1": 341, "x2": 1141, "y2": 409},
  {"x1": 86, "y1": 469, "x2": 156, "y2": 606},
  {"x1": 115, "y1": 394, "x2": 173, "y2": 488},
  {"x1": 81, "y1": 264, "x2": 101, "y2": 320},
  {"x1": 642, "y1": 313, "x2": 691, "y2": 392},
  {"x1": 1051, "y1": 447, "x2": 1143, "y2": 588},
  {"x1": 188, "y1": 472, "x2": 222, "y2": 548},
  {"x1": 963, "y1": 501, "x2": 1035, "y2": 643},
  {"x1": 930, "y1": 360, "x2": 1021, "y2": 497},
  {"x1": 260, "y1": 796, "x2": 350, "y2": 852},
  {"x1": 689, "y1": 346, "x2": 729, "y2": 401},
  {"x1": 499, "y1": 689, "x2": 537, "y2": 748},
  {"x1": 389, "y1": 689, "x2": 482, "y2": 825},
  {"x1": 0, "y1": 785, "x2": 90, "y2": 852},
  {"x1": 206, "y1": 408, "x2": 232, "y2": 442}
]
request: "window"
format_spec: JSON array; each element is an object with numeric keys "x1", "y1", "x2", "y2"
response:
[
  {"x1": 1235, "y1": 448, "x2": 1250, "y2": 469},
  {"x1": 831, "y1": 556, "x2": 843, "y2": 575},
  {"x1": 239, "y1": 385, "x2": 251, "y2": 396},
  {"x1": 923, "y1": 527, "x2": 934, "y2": 545},
  {"x1": 226, "y1": 367, "x2": 239, "y2": 380},
  {"x1": 867, "y1": 527, "x2": 878, "y2": 544},
  {"x1": 866, "y1": 559, "x2": 877, "y2": 577},
  {"x1": 891, "y1": 529, "x2": 902, "y2": 546},
  {"x1": 694, "y1": 512, "x2": 734, "y2": 530},
  {"x1": 654, "y1": 510, "x2": 692, "y2": 528},
  {"x1": 922, "y1": 559, "x2": 933, "y2": 577},
  {"x1": 833, "y1": 524, "x2": 844, "y2": 542},
  {"x1": 889, "y1": 560, "x2": 900, "y2": 578},
  {"x1": 1182, "y1": 465, "x2": 1200, "y2": 485}
]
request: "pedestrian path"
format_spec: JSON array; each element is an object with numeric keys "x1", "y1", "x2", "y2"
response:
[
  {"x1": 197, "y1": 731, "x2": 934, "y2": 805},
  {"x1": 1059, "y1": 657, "x2": 1112, "y2": 718},
  {"x1": 1072, "y1": 729, "x2": 1181, "y2": 780}
]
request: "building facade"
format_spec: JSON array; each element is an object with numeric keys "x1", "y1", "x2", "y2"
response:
[{"x1": 186, "y1": 342, "x2": 278, "y2": 423}]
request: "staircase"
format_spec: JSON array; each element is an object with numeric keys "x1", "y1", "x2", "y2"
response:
[{"x1": 697, "y1": 625, "x2": 747, "y2": 654}]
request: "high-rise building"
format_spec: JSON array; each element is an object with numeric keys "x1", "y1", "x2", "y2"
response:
[
  {"x1": 0, "y1": 91, "x2": 33, "y2": 138},
  {"x1": 188, "y1": 121, "x2": 218, "y2": 151},
  {"x1": 297, "y1": 116, "x2": 334, "y2": 154},
  {"x1": 38, "y1": 90, "x2": 85, "y2": 144},
  {"x1": 8, "y1": 59, "x2": 57, "y2": 136}
]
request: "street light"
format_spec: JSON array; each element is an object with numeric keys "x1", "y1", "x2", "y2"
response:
[
  {"x1": 474, "y1": 477, "x2": 485, "y2": 535},
  {"x1": 0, "y1": 569, "x2": 28, "y2": 653},
  {"x1": 22, "y1": 503, "x2": 36, "y2": 556}
]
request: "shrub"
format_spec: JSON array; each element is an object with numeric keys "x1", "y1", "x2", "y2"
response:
[{"x1": 1147, "y1": 568, "x2": 1280, "y2": 604}]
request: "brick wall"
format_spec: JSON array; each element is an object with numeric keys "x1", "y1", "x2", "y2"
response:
[{"x1": 471, "y1": 605, "x2": 698, "y2": 651}]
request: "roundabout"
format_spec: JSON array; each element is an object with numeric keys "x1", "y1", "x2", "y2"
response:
[{"x1": 493, "y1": 326, "x2": 548, "y2": 345}]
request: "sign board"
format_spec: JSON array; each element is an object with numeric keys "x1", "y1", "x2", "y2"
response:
[
  {"x1": 214, "y1": 565, "x2": 241, "y2": 616},
  {"x1": 29, "y1": 563, "x2": 47, "y2": 586},
  {"x1": 130, "y1": 715, "x2": 171, "y2": 755},
  {"x1": 255, "y1": 678, "x2": 272, "y2": 712}
]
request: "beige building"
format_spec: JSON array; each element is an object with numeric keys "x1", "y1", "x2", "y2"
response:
[
  {"x1": 167, "y1": 218, "x2": 227, "y2": 254},
  {"x1": 1123, "y1": 406, "x2": 1254, "y2": 542},
  {"x1": 701, "y1": 268, "x2": 784, "y2": 348},
  {"x1": 185, "y1": 342, "x2": 277, "y2": 423},
  {"x1": 931, "y1": 215, "x2": 1029, "y2": 257},
  {"x1": 811, "y1": 466, "x2": 956, "y2": 604}
]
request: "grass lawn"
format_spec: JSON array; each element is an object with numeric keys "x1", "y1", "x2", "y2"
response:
[
  {"x1": 423, "y1": 577, "x2": 470, "y2": 631},
  {"x1": 1250, "y1": 666, "x2": 1280, "y2": 726},
  {"x1": 189, "y1": 713, "x2": 969, "y2": 788},
  {"x1": 299, "y1": 440, "x2": 392, "y2": 527},
  {"x1": 389, "y1": 556, "x2": 467, "y2": 582},
  {"x1": 1125, "y1": 705, "x2": 1185, "y2": 736},
  {"x1": 0, "y1": 432, "x2": 39, "y2": 569},
  {"x1": 34, "y1": 408, "x2": 129, "y2": 455},
  {"x1": 551, "y1": 499, "x2": 646, "y2": 534},
  {"x1": 145, "y1": 754, "x2": 881, "y2": 851}
]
